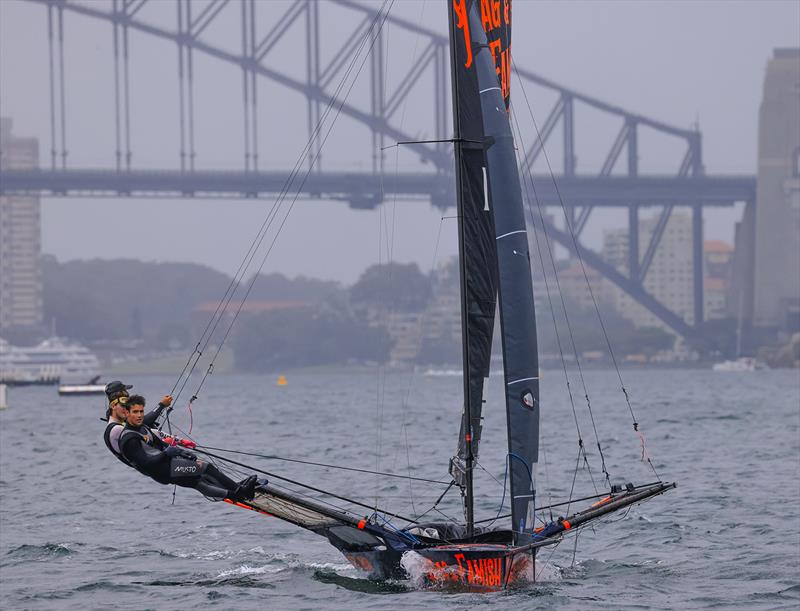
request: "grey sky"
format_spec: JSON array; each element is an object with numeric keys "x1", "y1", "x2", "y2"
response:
[{"x1": 1, "y1": 0, "x2": 798, "y2": 284}]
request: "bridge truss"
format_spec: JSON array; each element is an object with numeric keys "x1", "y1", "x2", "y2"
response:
[{"x1": 0, "y1": 0, "x2": 756, "y2": 347}]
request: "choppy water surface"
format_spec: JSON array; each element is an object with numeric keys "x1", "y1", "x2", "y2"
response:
[{"x1": 1, "y1": 368, "x2": 798, "y2": 609}]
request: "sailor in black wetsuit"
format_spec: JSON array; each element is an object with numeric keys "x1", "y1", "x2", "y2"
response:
[
  {"x1": 102, "y1": 381, "x2": 173, "y2": 466},
  {"x1": 118, "y1": 395, "x2": 257, "y2": 501}
]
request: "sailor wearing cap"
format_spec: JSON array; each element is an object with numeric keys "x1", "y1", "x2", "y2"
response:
[
  {"x1": 102, "y1": 380, "x2": 173, "y2": 466},
  {"x1": 118, "y1": 394, "x2": 258, "y2": 502}
]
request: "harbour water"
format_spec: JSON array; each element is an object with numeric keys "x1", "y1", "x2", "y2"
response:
[{"x1": 0, "y1": 368, "x2": 798, "y2": 609}]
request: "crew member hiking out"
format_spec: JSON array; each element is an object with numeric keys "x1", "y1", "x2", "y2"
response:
[
  {"x1": 118, "y1": 395, "x2": 260, "y2": 501},
  {"x1": 102, "y1": 380, "x2": 173, "y2": 466}
]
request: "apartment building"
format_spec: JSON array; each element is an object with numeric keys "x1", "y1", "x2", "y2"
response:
[{"x1": 0, "y1": 118, "x2": 43, "y2": 335}]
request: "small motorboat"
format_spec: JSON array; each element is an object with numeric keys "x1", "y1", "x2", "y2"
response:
[{"x1": 58, "y1": 376, "x2": 106, "y2": 396}]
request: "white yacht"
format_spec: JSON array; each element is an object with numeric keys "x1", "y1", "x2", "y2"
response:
[
  {"x1": 712, "y1": 356, "x2": 768, "y2": 372},
  {"x1": 0, "y1": 336, "x2": 102, "y2": 384}
]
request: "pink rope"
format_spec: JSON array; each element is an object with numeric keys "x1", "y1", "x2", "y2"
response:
[{"x1": 187, "y1": 400, "x2": 194, "y2": 436}]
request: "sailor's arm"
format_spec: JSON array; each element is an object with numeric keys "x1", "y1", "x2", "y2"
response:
[
  {"x1": 120, "y1": 435, "x2": 177, "y2": 468},
  {"x1": 143, "y1": 395, "x2": 173, "y2": 428}
]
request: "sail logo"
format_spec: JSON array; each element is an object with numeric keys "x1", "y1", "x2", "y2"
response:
[
  {"x1": 521, "y1": 390, "x2": 536, "y2": 410},
  {"x1": 452, "y1": 0, "x2": 512, "y2": 108}
]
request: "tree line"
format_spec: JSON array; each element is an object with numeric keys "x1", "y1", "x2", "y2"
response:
[{"x1": 38, "y1": 256, "x2": 676, "y2": 370}]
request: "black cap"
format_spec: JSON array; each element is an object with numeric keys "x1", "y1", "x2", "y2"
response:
[{"x1": 105, "y1": 380, "x2": 133, "y2": 398}]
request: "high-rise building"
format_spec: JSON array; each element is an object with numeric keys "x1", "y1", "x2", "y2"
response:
[
  {"x1": 703, "y1": 240, "x2": 734, "y2": 321},
  {"x1": 603, "y1": 213, "x2": 694, "y2": 331},
  {"x1": 0, "y1": 118, "x2": 44, "y2": 337},
  {"x1": 754, "y1": 48, "x2": 800, "y2": 333},
  {"x1": 554, "y1": 262, "x2": 609, "y2": 311}
]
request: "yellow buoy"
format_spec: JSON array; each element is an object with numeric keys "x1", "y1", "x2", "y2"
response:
[{"x1": 277, "y1": 375, "x2": 288, "y2": 386}]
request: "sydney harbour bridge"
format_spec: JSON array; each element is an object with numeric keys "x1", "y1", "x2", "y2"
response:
[{"x1": 0, "y1": 0, "x2": 756, "y2": 347}]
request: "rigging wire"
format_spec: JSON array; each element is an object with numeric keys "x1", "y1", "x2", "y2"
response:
[
  {"x1": 393, "y1": 215, "x2": 449, "y2": 503},
  {"x1": 193, "y1": 445, "x2": 451, "y2": 485},
  {"x1": 374, "y1": 0, "x2": 430, "y2": 518},
  {"x1": 162, "y1": 0, "x2": 397, "y2": 428},
  {"x1": 166, "y1": 188, "x2": 283, "y2": 403},
  {"x1": 478, "y1": 455, "x2": 509, "y2": 529},
  {"x1": 167, "y1": 194, "x2": 283, "y2": 409},
  {"x1": 473, "y1": 458, "x2": 504, "y2": 488},
  {"x1": 369, "y1": 212, "x2": 452, "y2": 518},
  {"x1": 535, "y1": 538, "x2": 562, "y2": 582},
  {"x1": 508, "y1": 104, "x2": 599, "y2": 499},
  {"x1": 197, "y1": 447, "x2": 419, "y2": 525},
  {"x1": 540, "y1": 430, "x2": 555, "y2": 523},
  {"x1": 184, "y1": 0, "x2": 398, "y2": 409},
  {"x1": 410, "y1": 479, "x2": 456, "y2": 523},
  {"x1": 373, "y1": 6, "x2": 391, "y2": 517},
  {"x1": 471, "y1": 487, "x2": 629, "y2": 525},
  {"x1": 508, "y1": 98, "x2": 611, "y2": 489},
  {"x1": 511, "y1": 57, "x2": 661, "y2": 482}
]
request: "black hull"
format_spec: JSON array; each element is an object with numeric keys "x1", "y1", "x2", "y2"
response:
[
  {"x1": 221, "y1": 459, "x2": 674, "y2": 590},
  {"x1": 338, "y1": 544, "x2": 536, "y2": 589},
  {"x1": 321, "y1": 482, "x2": 675, "y2": 587}
]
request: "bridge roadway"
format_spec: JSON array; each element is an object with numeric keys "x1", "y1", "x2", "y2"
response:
[{"x1": 0, "y1": 169, "x2": 756, "y2": 209}]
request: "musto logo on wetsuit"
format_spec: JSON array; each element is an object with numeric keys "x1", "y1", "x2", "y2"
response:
[{"x1": 170, "y1": 458, "x2": 200, "y2": 478}]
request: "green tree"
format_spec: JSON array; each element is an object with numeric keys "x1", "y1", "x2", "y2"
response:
[
  {"x1": 350, "y1": 262, "x2": 432, "y2": 313},
  {"x1": 232, "y1": 304, "x2": 390, "y2": 371}
]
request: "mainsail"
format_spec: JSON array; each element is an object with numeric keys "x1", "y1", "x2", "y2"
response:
[
  {"x1": 447, "y1": 0, "x2": 500, "y2": 504},
  {"x1": 450, "y1": 0, "x2": 540, "y2": 546}
]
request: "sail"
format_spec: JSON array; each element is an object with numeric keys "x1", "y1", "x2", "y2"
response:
[
  {"x1": 447, "y1": 0, "x2": 500, "y2": 493},
  {"x1": 450, "y1": 0, "x2": 540, "y2": 546}
]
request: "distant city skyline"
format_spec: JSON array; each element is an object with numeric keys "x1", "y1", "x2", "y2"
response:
[{"x1": 0, "y1": 0, "x2": 798, "y2": 283}]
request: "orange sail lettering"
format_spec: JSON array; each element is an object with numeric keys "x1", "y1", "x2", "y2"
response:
[
  {"x1": 480, "y1": 0, "x2": 493, "y2": 32},
  {"x1": 500, "y1": 46, "x2": 510, "y2": 102},
  {"x1": 491, "y1": 0, "x2": 501, "y2": 28},
  {"x1": 452, "y1": 0, "x2": 473, "y2": 69}
]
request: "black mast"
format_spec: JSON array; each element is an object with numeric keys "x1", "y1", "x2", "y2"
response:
[
  {"x1": 447, "y1": 0, "x2": 500, "y2": 539},
  {"x1": 448, "y1": 0, "x2": 475, "y2": 537}
]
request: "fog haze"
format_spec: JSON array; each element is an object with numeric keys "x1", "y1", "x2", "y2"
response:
[{"x1": 1, "y1": 0, "x2": 798, "y2": 284}]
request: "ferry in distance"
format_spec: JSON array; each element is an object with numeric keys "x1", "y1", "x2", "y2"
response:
[{"x1": 0, "y1": 336, "x2": 101, "y2": 385}]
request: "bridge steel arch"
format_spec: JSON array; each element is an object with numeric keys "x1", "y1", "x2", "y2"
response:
[{"x1": 3, "y1": 0, "x2": 757, "y2": 348}]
